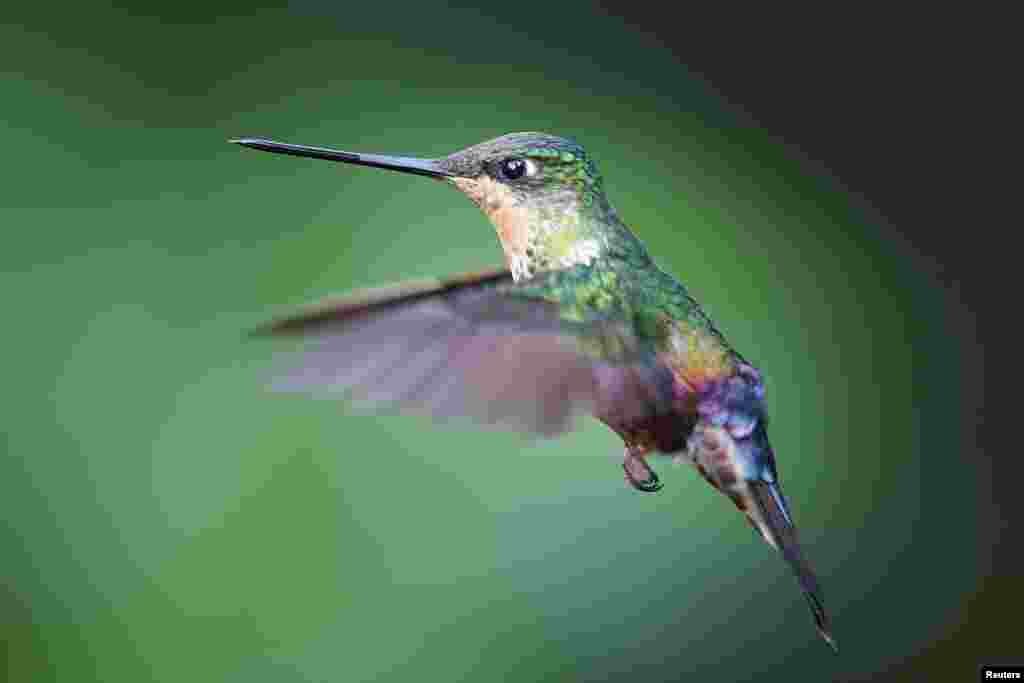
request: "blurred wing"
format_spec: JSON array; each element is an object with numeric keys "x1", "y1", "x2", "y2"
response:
[{"x1": 256, "y1": 266, "x2": 673, "y2": 437}]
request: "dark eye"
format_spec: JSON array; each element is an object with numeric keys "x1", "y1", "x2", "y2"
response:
[{"x1": 499, "y1": 158, "x2": 528, "y2": 180}]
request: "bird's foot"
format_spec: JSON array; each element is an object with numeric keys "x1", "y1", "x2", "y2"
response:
[{"x1": 623, "y1": 453, "x2": 663, "y2": 493}]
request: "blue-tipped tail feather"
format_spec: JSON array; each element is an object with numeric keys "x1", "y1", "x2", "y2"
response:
[{"x1": 746, "y1": 478, "x2": 838, "y2": 653}]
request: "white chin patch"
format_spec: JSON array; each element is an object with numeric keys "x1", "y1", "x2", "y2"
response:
[
  {"x1": 510, "y1": 254, "x2": 532, "y2": 280},
  {"x1": 559, "y1": 238, "x2": 601, "y2": 268}
]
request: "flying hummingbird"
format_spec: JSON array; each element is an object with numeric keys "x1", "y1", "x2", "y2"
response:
[{"x1": 231, "y1": 132, "x2": 837, "y2": 652}]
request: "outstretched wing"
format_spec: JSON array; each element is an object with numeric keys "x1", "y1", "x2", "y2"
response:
[{"x1": 256, "y1": 265, "x2": 676, "y2": 437}]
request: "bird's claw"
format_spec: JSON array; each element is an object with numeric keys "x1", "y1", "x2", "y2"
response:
[{"x1": 622, "y1": 461, "x2": 663, "y2": 493}]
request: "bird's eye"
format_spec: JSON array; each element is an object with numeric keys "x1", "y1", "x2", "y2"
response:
[{"x1": 498, "y1": 157, "x2": 534, "y2": 181}]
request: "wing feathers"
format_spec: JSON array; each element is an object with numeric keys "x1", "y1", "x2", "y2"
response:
[
  {"x1": 260, "y1": 266, "x2": 670, "y2": 438},
  {"x1": 254, "y1": 268, "x2": 512, "y2": 336}
]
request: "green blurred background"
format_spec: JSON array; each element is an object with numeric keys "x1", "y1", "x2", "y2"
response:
[{"x1": 1, "y1": 3, "x2": 1000, "y2": 681}]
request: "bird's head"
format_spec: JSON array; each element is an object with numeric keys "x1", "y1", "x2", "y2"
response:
[
  {"x1": 231, "y1": 132, "x2": 626, "y2": 280},
  {"x1": 439, "y1": 132, "x2": 611, "y2": 278}
]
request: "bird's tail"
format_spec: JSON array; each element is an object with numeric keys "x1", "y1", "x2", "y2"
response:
[{"x1": 741, "y1": 477, "x2": 838, "y2": 653}]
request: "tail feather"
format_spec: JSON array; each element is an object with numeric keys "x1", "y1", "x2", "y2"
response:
[{"x1": 747, "y1": 480, "x2": 838, "y2": 653}]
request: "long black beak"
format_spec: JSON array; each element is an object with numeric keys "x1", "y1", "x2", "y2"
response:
[{"x1": 230, "y1": 138, "x2": 452, "y2": 178}]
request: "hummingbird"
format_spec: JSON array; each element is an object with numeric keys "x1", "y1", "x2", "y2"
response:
[{"x1": 231, "y1": 132, "x2": 837, "y2": 652}]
